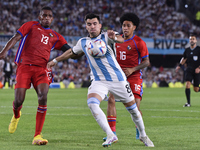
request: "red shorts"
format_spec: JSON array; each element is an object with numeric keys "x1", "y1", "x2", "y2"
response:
[
  {"x1": 15, "y1": 64, "x2": 53, "y2": 89},
  {"x1": 128, "y1": 77, "x2": 143, "y2": 100}
]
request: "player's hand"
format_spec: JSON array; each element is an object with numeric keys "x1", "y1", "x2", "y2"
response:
[
  {"x1": 47, "y1": 61, "x2": 56, "y2": 70},
  {"x1": 195, "y1": 67, "x2": 200, "y2": 73},
  {"x1": 122, "y1": 67, "x2": 134, "y2": 77},
  {"x1": 107, "y1": 30, "x2": 115, "y2": 40}
]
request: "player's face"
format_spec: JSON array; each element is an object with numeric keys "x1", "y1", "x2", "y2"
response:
[
  {"x1": 39, "y1": 10, "x2": 54, "y2": 28},
  {"x1": 122, "y1": 21, "x2": 136, "y2": 39},
  {"x1": 189, "y1": 36, "x2": 197, "y2": 47},
  {"x1": 86, "y1": 18, "x2": 102, "y2": 38}
]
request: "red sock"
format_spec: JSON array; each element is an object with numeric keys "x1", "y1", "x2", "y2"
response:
[
  {"x1": 107, "y1": 116, "x2": 116, "y2": 132},
  {"x1": 34, "y1": 105, "x2": 47, "y2": 137},
  {"x1": 13, "y1": 101, "x2": 22, "y2": 118}
]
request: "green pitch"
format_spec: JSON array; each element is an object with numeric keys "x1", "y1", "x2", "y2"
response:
[{"x1": 0, "y1": 88, "x2": 200, "y2": 150}]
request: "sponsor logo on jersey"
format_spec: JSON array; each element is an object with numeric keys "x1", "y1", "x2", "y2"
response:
[
  {"x1": 49, "y1": 33, "x2": 54, "y2": 37},
  {"x1": 127, "y1": 45, "x2": 132, "y2": 50},
  {"x1": 37, "y1": 28, "x2": 42, "y2": 30}
]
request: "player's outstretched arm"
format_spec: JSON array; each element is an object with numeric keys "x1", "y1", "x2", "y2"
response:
[
  {"x1": 47, "y1": 48, "x2": 76, "y2": 69},
  {"x1": 0, "y1": 32, "x2": 21, "y2": 59},
  {"x1": 107, "y1": 30, "x2": 124, "y2": 43}
]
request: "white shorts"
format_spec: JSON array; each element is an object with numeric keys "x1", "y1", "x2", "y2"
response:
[{"x1": 88, "y1": 80, "x2": 134, "y2": 103}]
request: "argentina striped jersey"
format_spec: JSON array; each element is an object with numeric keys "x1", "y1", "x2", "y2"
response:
[{"x1": 72, "y1": 32, "x2": 126, "y2": 82}]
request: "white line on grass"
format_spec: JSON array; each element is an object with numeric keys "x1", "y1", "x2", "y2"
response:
[{"x1": 1, "y1": 106, "x2": 200, "y2": 113}]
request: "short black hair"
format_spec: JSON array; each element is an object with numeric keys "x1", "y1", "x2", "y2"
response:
[
  {"x1": 120, "y1": 13, "x2": 140, "y2": 29},
  {"x1": 189, "y1": 33, "x2": 197, "y2": 38},
  {"x1": 40, "y1": 6, "x2": 53, "y2": 15},
  {"x1": 84, "y1": 13, "x2": 100, "y2": 23}
]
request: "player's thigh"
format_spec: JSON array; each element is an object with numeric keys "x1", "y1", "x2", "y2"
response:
[
  {"x1": 32, "y1": 66, "x2": 53, "y2": 89},
  {"x1": 88, "y1": 81, "x2": 109, "y2": 100},
  {"x1": 109, "y1": 81, "x2": 134, "y2": 103},
  {"x1": 15, "y1": 65, "x2": 32, "y2": 89},
  {"x1": 129, "y1": 78, "x2": 143, "y2": 98},
  {"x1": 185, "y1": 71, "x2": 193, "y2": 82}
]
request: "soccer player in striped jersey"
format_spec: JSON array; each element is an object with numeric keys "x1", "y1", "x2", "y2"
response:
[
  {"x1": 0, "y1": 6, "x2": 71, "y2": 145},
  {"x1": 47, "y1": 13, "x2": 154, "y2": 147},
  {"x1": 103, "y1": 12, "x2": 150, "y2": 141}
]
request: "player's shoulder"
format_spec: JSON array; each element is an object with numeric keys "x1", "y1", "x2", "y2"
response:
[
  {"x1": 26, "y1": 21, "x2": 39, "y2": 25},
  {"x1": 196, "y1": 46, "x2": 200, "y2": 49},
  {"x1": 133, "y1": 35, "x2": 143, "y2": 42}
]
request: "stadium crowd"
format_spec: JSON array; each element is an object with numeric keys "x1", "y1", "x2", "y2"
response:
[{"x1": 0, "y1": 0, "x2": 196, "y2": 88}]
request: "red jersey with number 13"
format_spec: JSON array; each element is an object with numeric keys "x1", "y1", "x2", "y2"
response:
[
  {"x1": 116, "y1": 35, "x2": 149, "y2": 79},
  {"x1": 15, "y1": 21, "x2": 67, "y2": 67}
]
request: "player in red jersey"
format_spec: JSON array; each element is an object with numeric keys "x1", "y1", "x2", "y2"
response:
[
  {"x1": 103, "y1": 12, "x2": 150, "y2": 141},
  {"x1": 0, "y1": 6, "x2": 71, "y2": 145}
]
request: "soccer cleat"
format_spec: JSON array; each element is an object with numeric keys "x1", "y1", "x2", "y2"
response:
[
  {"x1": 32, "y1": 134, "x2": 48, "y2": 145},
  {"x1": 103, "y1": 131, "x2": 116, "y2": 141},
  {"x1": 136, "y1": 127, "x2": 140, "y2": 140},
  {"x1": 140, "y1": 136, "x2": 154, "y2": 147},
  {"x1": 8, "y1": 111, "x2": 21, "y2": 133},
  {"x1": 102, "y1": 134, "x2": 118, "y2": 147},
  {"x1": 183, "y1": 103, "x2": 191, "y2": 107}
]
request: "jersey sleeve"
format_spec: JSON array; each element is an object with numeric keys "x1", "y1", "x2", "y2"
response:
[
  {"x1": 72, "y1": 39, "x2": 84, "y2": 55},
  {"x1": 17, "y1": 21, "x2": 38, "y2": 38},
  {"x1": 54, "y1": 34, "x2": 68, "y2": 50},
  {"x1": 137, "y1": 40, "x2": 149, "y2": 58},
  {"x1": 183, "y1": 49, "x2": 187, "y2": 59}
]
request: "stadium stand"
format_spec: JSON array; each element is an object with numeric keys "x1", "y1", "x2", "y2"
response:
[{"x1": 0, "y1": 0, "x2": 198, "y2": 88}]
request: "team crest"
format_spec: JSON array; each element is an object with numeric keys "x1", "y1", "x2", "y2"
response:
[
  {"x1": 127, "y1": 45, "x2": 132, "y2": 51},
  {"x1": 49, "y1": 33, "x2": 54, "y2": 37},
  {"x1": 193, "y1": 56, "x2": 198, "y2": 61}
]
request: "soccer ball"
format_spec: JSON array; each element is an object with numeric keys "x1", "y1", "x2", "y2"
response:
[{"x1": 87, "y1": 39, "x2": 107, "y2": 58}]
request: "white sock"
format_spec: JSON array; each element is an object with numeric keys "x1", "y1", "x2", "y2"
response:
[
  {"x1": 126, "y1": 103, "x2": 147, "y2": 137},
  {"x1": 87, "y1": 97, "x2": 113, "y2": 135}
]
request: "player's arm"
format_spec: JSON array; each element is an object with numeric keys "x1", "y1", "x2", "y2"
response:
[
  {"x1": 176, "y1": 57, "x2": 187, "y2": 72},
  {"x1": 107, "y1": 30, "x2": 124, "y2": 43},
  {"x1": 60, "y1": 43, "x2": 84, "y2": 59},
  {"x1": 122, "y1": 57, "x2": 150, "y2": 77},
  {"x1": 0, "y1": 32, "x2": 21, "y2": 59},
  {"x1": 47, "y1": 48, "x2": 77, "y2": 69}
]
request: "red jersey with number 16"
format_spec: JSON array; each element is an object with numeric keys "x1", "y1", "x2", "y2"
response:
[
  {"x1": 15, "y1": 21, "x2": 67, "y2": 67},
  {"x1": 115, "y1": 35, "x2": 149, "y2": 79}
]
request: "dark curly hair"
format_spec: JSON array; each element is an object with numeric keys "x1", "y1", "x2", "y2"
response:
[{"x1": 120, "y1": 13, "x2": 140, "y2": 29}]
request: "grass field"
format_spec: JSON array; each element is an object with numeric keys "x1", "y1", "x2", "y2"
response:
[{"x1": 0, "y1": 87, "x2": 200, "y2": 150}]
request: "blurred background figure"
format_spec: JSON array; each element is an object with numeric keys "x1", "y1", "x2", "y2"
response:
[{"x1": 3, "y1": 57, "x2": 13, "y2": 88}]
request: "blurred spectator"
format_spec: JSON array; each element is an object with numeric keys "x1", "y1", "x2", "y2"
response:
[{"x1": 3, "y1": 57, "x2": 13, "y2": 88}]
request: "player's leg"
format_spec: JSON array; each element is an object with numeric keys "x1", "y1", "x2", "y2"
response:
[
  {"x1": 184, "y1": 81, "x2": 191, "y2": 107},
  {"x1": 8, "y1": 88, "x2": 26, "y2": 133},
  {"x1": 87, "y1": 82, "x2": 118, "y2": 147},
  {"x1": 8, "y1": 64, "x2": 31, "y2": 133},
  {"x1": 193, "y1": 73, "x2": 200, "y2": 93},
  {"x1": 103, "y1": 93, "x2": 117, "y2": 141},
  {"x1": 32, "y1": 67, "x2": 52, "y2": 145},
  {"x1": 129, "y1": 78, "x2": 143, "y2": 139},
  {"x1": 184, "y1": 71, "x2": 193, "y2": 107},
  {"x1": 88, "y1": 93, "x2": 118, "y2": 147},
  {"x1": 135, "y1": 97, "x2": 142, "y2": 140},
  {"x1": 123, "y1": 100, "x2": 154, "y2": 147},
  {"x1": 113, "y1": 81, "x2": 154, "y2": 147}
]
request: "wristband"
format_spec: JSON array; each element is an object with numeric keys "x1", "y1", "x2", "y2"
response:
[
  {"x1": 53, "y1": 58, "x2": 58, "y2": 64},
  {"x1": 114, "y1": 36, "x2": 117, "y2": 40},
  {"x1": 179, "y1": 64, "x2": 182, "y2": 67}
]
